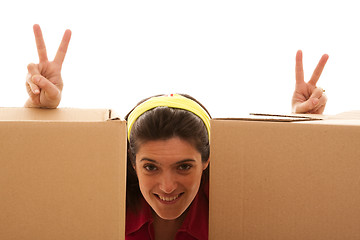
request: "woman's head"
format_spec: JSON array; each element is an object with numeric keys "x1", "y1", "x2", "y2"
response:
[
  {"x1": 126, "y1": 94, "x2": 210, "y2": 219},
  {"x1": 134, "y1": 137, "x2": 208, "y2": 220}
]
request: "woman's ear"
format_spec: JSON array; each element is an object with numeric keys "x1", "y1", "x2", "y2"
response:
[
  {"x1": 131, "y1": 156, "x2": 136, "y2": 170},
  {"x1": 128, "y1": 149, "x2": 137, "y2": 171},
  {"x1": 203, "y1": 158, "x2": 210, "y2": 171}
]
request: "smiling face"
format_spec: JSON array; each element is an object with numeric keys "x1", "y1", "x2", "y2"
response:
[{"x1": 134, "y1": 137, "x2": 209, "y2": 220}]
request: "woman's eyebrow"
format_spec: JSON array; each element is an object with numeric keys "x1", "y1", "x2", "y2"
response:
[
  {"x1": 140, "y1": 158, "x2": 157, "y2": 163},
  {"x1": 174, "y1": 159, "x2": 196, "y2": 165},
  {"x1": 140, "y1": 158, "x2": 196, "y2": 165}
]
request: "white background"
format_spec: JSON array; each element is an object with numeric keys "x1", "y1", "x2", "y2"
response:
[{"x1": 1, "y1": 0, "x2": 359, "y2": 118}]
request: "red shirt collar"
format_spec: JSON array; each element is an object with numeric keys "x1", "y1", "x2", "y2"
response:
[{"x1": 126, "y1": 182, "x2": 209, "y2": 240}]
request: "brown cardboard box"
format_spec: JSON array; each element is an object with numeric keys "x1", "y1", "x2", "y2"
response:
[
  {"x1": 209, "y1": 112, "x2": 360, "y2": 240},
  {"x1": 0, "y1": 108, "x2": 127, "y2": 240}
]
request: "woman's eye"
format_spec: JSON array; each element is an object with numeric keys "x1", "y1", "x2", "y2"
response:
[
  {"x1": 144, "y1": 164, "x2": 158, "y2": 172},
  {"x1": 178, "y1": 164, "x2": 192, "y2": 171}
]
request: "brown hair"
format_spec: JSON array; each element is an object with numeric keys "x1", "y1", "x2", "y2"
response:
[{"x1": 125, "y1": 94, "x2": 211, "y2": 212}]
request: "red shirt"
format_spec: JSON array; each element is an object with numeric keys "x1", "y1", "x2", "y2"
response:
[{"x1": 125, "y1": 183, "x2": 209, "y2": 240}]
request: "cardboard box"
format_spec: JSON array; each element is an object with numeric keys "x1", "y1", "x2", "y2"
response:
[
  {"x1": 0, "y1": 108, "x2": 127, "y2": 240},
  {"x1": 209, "y1": 112, "x2": 360, "y2": 240}
]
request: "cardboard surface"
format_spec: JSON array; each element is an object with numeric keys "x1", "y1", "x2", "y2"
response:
[
  {"x1": 209, "y1": 111, "x2": 360, "y2": 240},
  {"x1": 0, "y1": 108, "x2": 126, "y2": 240},
  {"x1": 0, "y1": 107, "x2": 119, "y2": 121}
]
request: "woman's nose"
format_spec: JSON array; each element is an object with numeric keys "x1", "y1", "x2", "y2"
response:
[{"x1": 158, "y1": 172, "x2": 177, "y2": 194}]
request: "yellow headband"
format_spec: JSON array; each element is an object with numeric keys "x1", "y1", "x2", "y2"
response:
[{"x1": 127, "y1": 94, "x2": 211, "y2": 141}]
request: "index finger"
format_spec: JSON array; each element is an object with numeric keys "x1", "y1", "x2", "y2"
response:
[
  {"x1": 295, "y1": 50, "x2": 304, "y2": 85},
  {"x1": 33, "y1": 24, "x2": 48, "y2": 62},
  {"x1": 308, "y1": 54, "x2": 329, "y2": 86},
  {"x1": 54, "y1": 29, "x2": 72, "y2": 65}
]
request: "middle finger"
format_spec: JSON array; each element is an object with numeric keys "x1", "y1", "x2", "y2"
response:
[
  {"x1": 308, "y1": 54, "x2": 329, "y2": 86},
  {"x1": 54, "y1": 29, "x2": 72, "y2": 65}
]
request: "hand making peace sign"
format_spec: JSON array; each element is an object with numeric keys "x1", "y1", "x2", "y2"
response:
[
  {"x1": 292, "y1": 50, "x2": 329, "y2": 114},
  {"x1": 25, "y1": 24, "x2": 71, "y2": 108}
]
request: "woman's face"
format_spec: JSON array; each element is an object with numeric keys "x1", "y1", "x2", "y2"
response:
[{"x1": 134, "y1": 137, "x2": 209, "y2": 220}]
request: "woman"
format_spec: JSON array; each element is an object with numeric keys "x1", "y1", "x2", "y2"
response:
[
  {"x1": 125, "y1": 93, "x2": 211, "y2": 239},
  {"x1": 25, "y1": 25, "x2": 329, "y2": 239}
]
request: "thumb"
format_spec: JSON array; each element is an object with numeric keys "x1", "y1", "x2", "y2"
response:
[
  {"x1": 293, "y1": 87, "x2": 324, "y2": 113},
  {"x1": 293, "y1": 98, "x2": 320, "y2": 113},
  {"x1": 32, "y1": 75, "x2": 61, "y2": 100}
]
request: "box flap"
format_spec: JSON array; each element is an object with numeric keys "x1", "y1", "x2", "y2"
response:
[
  {"x1": 293, "y1": 110, "x2": 360, "y2": 126},
  {"x1": 108, "y1": 109, "x2": 122, "y2": 121},
  {"x1": 213, "y1": 110, "x2": 360, "y2": 123},
  {"x1": 0, "y1": 108, "x2": 113, "y2": 122},
  {"x1": 214, "y1": 113, "x2": 323, "y2": 122},
  {"x1": 329, "y1": 110, "x2": 360, "y2": 120}
]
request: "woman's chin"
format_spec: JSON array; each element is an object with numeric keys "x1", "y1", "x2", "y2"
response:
[{"x1": 153, "y1": 208, "x2": 184, "y2": 221}]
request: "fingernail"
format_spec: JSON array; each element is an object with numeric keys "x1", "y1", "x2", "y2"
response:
[
  {"x1": 33, "y1": 76, "x2": 41, "y2": 84},
  {"x1": 34, "y1": 89, "x2": 40, "y2": 94}
]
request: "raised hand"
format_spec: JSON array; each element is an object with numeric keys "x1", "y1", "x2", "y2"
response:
[
  {"x1": 25, "y1": 24, "x2": 71, "y2": 108},
  {"x1": 292, "y1": 50, "x2": 329, "y2": 114}
]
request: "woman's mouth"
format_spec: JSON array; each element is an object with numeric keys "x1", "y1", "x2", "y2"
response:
[{"x1": 154, "y1": 193, "x2": 184, "y2": 204}]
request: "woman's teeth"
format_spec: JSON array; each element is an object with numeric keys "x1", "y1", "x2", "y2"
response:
[{"x1": 158, "y1": 194, "x2": 180, "y2": 202}]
